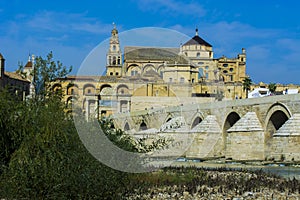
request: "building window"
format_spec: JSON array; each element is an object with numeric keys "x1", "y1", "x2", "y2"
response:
[
  {"x1": 230, "y1": 68, "x2": 234, "y2": 72},
  {"x1": 116, "y1": 72, "x2": 119, "y2": 76},
  {"x1": 229, "y1": 75, "x2": 233, "y2": 81},
  {"x1": 191, "y1": 78, "x2": 195, "y2": 83},
  {"x1": 180, "y1": 77, "x2": 184, "y2": 83},
  {"x1": 131, "y1": 70, "x2": 138, "y2": 76},
  {"x1": 87, "y1": 89, "x2": 91, "y2": 94},
  {"x1": 223, "y1": 70, "x2": 228, "y2": 74},
  {"x1": 198, "y1": 68, "x2": 204, "y2": 79},
  {"x1": 110, "y1": 72, "x2": 113, "y2": 76},
  {"x1": 108, "y1": 56, "x2": 112, "y2": 65},
  {"x1": 196, "y1": 52, "x2": 200, "y2": 58},
  {"x1": 112, "y1": 56, "x2": 116, "y2": 65},
  {"x1": 205, "y1": 72, "x2": 209, "y2": 79},
  {"x1": 113, "y1": 45, "x2": 116, "y2": 51},
  {"x1": 223, "y1": 63, "x2": 228, "y2": 67},
  {"x1": 169, "y1": 78, "x2": 173, "y2": 83},
  {"x1": 205, "y1": 66, "x2": 209, "y2": 70},
  {"x1": 117, "y1": 56, "x2": 121, "y2": 65}
]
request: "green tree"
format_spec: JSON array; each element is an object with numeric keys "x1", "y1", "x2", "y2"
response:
[
  {"x1": 0, "y1": 90, "x2": 27, "y2": 174},
  {"x1": 243, "y1": 76, "x2": 252, "y2": 98},
  {"x1": 268, "y1": 82, "x2": 277, "y2": 94},
  {"x1": 19, "y1": 51, "x2": 72, "y2": 96}
]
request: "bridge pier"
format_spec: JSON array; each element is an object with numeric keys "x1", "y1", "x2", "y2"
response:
[{"x1": 113, "y1": 94, "x2": 300, "y2": 162}]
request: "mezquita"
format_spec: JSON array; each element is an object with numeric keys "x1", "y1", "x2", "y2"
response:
[
  {"x1": 52, "y1": 25, "x2": 250, "y2": 119},
  {"x1": 4, "y1": 25, "x2": 298, "y2": 119}
]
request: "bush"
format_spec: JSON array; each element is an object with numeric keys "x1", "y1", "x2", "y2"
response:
[{"x1": 0, "y1": 92, "x2": 130, "y2": 199}]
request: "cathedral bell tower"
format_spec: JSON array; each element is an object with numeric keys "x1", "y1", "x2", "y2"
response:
[{"x1": 106, "y1": 23, "x2": 122, "y2": 76}]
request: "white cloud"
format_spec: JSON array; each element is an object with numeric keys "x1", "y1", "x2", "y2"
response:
[
  {"x1": 24, "y1": 11, "x2": 113, "y2": 35},
  {"x1": 135, "y1": 0, "x2": 206, "y2": 17}
]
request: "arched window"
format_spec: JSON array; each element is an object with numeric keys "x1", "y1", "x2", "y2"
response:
[
  {"x1": 196, "y1": 52, "x2": 201, "y2": 58},
  {"x1": 117, "y1": 56, "x2": 121, "y2": 65},
  {"x1": 112, "y1": 56, "x2": 116, "y2": 65}
]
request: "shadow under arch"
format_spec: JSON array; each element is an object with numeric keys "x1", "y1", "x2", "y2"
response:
[
  {"x1": 124, "y1": 122, "x2": 130, "y2": 131},
  {"x1": 139, "y1": 121, "x2": 147, "y2": 131},
  {"x1": 222, "y1": 111, "x2": 241, "y2": 155},
  {"x1": 191, "y1": 116, "x2": 203, "y2": 129},
  {"x1": 265, "y1": 103, "x2": 292, "y2": 139},
  {"x1": 166, "y1": 117, "x2": 172, "y2": 122},
  {"x1": 223, "y1": 112, "x2": 241, "y2": 132}
]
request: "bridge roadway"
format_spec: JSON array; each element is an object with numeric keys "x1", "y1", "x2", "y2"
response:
[{"x1": 113, "y1": 94, "x2": 300, "y2": 162}]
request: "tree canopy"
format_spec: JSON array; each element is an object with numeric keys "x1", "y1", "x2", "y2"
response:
[
  {"x1": 268, "y1": 82, "x2": 277, "y2": 94},
  {"x1": 19, "y1": 51, "x2": 72, "y2": 96},
  {"x1": 242, "y1": 76, "x2": 252, "y2": 98}
]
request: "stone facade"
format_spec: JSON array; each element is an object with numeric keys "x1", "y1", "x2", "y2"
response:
[
  {"x1": 53, "y1": 25, "x2": 250, "y2": 119},
  {"x1": 0, "y1": 53, "x2": 30, "y2": 99}
]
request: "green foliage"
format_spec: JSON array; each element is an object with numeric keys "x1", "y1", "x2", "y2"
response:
[
  {"x1": 0, "y1": 92, "x2": 130, "y2": 199},
  {"x1": 243, "y1": 76, "x2": 252, "y2": 98},
  {"x1": 18, "y1": 51, "x2": 72, "y2": 95},
  {"x1": 0, "y1": 90, "x2": 27, "y2": 174},
  {"x1": 0, "y1": 53, "x2": 131, "y2": 199},
  {"x1": 268, "y1": 82, "x2": 277, "y2": 93}
]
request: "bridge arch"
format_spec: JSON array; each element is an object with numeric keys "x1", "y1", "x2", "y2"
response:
[
  {"x1": 164, "y1": 113, "x2": 175, "y2": 124},
  {"x1": 166, "y1": 117, "x2": 172, "y2": 122},
  {"x1": 124, "y1": 122, "x2": 130, "y2": 131},
  {"x1": 191, "y1": 116, "x2": 203, "y2": 129},
  {"x1": 223, "y1": 111, "x2": 241, "y2": 132},
  {"x1": 265, "y1": 103, "x2": 291, "y2": 138},
  {"x1": 139, "y1": 121, "x2": 148, "y2": 131}
]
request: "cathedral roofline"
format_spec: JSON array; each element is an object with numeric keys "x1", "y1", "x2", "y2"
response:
[{"x1": 183, "y1": 35, "x2": 212, "y2": 47}]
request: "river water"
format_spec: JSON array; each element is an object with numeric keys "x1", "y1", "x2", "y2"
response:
[{"x1": 169, "y1": 160, "x2": 300, "y2": 180}]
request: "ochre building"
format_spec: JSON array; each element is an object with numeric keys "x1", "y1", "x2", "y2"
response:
[
  {"x1": 52, "y1": 26, "x2": 248, "y2": 118},
  {"x1": 0, "y1": 53, "x2": 30, "y2": 99}
]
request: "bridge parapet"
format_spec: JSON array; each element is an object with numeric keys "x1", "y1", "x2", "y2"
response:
[{"x1": 112, "y1": 94, "x2": 300, "y2": 162}]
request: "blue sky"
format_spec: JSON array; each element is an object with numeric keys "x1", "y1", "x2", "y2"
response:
[{"x1": 1, "y1": 0, "x2": 300, "y2": 84}]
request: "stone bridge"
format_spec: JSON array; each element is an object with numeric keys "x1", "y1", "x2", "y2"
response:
[{"x1": 113, "y1": 94, "x2": 300, "y2": 162}]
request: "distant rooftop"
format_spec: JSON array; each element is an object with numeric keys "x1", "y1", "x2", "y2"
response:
[
  {"x1": 124, "y1": 46, "x2": 189, "y2": 64},
  {"x1": 5, "y1": 71, "x2": 30, "y2": 82},
  {"x1": 183, "y1": 28, "x2": 212, "y2": 47}
]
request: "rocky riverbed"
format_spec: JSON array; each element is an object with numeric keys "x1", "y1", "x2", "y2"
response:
[{"x1": 125, "y1": 167, "x2": 300, "y2": 200}]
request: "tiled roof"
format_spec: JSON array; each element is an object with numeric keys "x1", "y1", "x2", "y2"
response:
[
  {"x1": 183, "y1": 35, "x2": 212, "y2": 47},
  {"x1": 24, "y1": 61, "x2": 33, "y2": 68},
  {"x1": 124, "y1": 46, "x2": 188, "y2": 63},
  {"x1": 5, "y1": 71, "x2": 30, "y2": 82}
]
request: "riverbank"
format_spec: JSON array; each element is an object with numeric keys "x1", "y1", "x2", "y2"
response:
[
  {"x1": 170, "y1": 159, "x2": 300, "y2": 180},
  {"x1": 126, "y1": 166, "x2": 299, "y2": 199}
]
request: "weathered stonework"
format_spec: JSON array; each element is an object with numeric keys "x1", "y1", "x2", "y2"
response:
[{"x1": 114, "y1": 94, "x2": 300, "y2": 162}]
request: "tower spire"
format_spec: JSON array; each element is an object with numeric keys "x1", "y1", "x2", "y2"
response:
[
  {"x1": 195, "y1": 27, "x2": 198, "y2": 36},
  {"x1": 106, "y1": 23, "x2": 122, "y2": 76}
]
